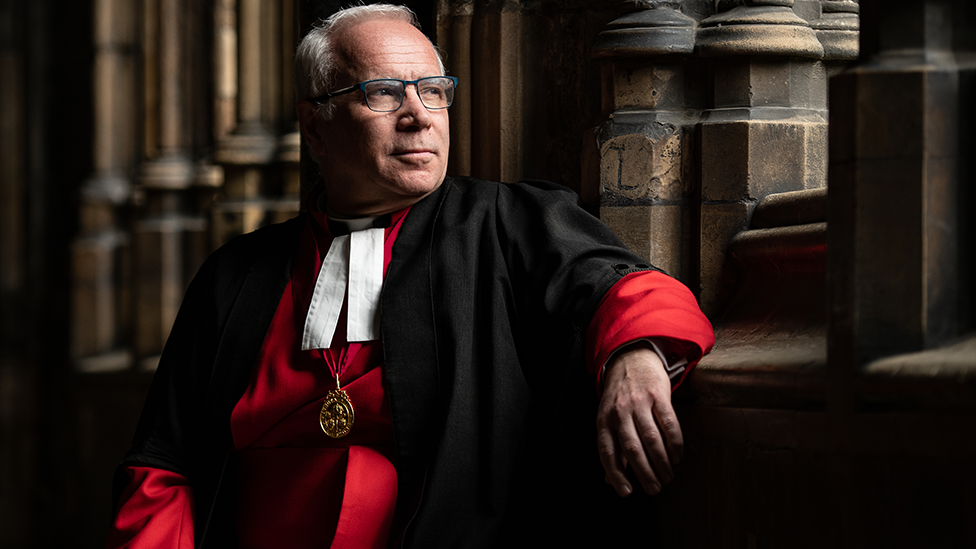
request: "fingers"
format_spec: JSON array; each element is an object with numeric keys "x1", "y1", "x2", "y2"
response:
[
  {"x1": 632, "y1": 404, "x2": 672, "y2": 490},
  {"x1": 596, "y1": 419, "x2": 632, "y2": 497},
  {"x1": 598, "y1": 395, "x2": 680, "y2": 496},
  {"x1": 657, "y1": 400, "x2": 684, "y2": 466},
  {"x1": 620, "y1": 410, "x2": 663, "y2": 494},
  {"x1": 597, "y1": 345, "x2": 684, "y2": 497}
]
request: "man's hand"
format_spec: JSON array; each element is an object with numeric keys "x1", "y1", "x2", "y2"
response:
[{"x1": 596, "y1": 342, "x2": 682, "y2": 497}]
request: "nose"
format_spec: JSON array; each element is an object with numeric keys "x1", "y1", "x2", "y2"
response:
[{"x1": 396, "y1": 83, "x2": 432, "y2": 130}]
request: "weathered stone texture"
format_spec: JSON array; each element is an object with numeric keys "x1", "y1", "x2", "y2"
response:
[
  {"x1": 601, "y1": 204, "x2": 687, "y2": 278},
  {"x1": 600, "y1": 128, "x2": 686, "y2": 202},
  {"x1": 829, "y1": 33, "x2": 975, "y2": 362}
]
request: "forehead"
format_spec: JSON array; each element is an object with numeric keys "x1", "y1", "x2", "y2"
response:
[{"x1": 335, "y1": 19, "x2": 441, "y2": 81}]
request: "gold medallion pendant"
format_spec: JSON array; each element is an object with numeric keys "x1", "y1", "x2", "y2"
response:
[{"x1": 319, "y1": 388, "x2": 355, "y2": 438}]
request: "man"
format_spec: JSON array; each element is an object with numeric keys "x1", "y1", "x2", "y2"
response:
[{"x1": 108, "y1": 4, "x2": 713, "y2": 548}]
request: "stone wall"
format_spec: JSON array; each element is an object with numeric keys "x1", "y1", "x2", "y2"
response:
[{"x1": 2, "y1": 0, "x2": 975, "y2": 547}]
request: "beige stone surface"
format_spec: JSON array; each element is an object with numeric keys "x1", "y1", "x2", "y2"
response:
[
  {"x1": 611, "y1": 64, "x2": 684, "y2": 111},
  {"x1": 697, "y1": 5, "x2": 825, "y2": 59},
  {"x1": 701, "y1": 119, "x2": 827, "y2": 202},
  {"x1": 211, "y1": 200, "x2": 271, "y2": 248},
  {"x1": 600, "y1": 129, "x2": 685, "y2": 201},
  {"x1": 222, "y1": 165, "x2": 266, "y2": 199},
  {"x1": 71, "y1": 235, "x2": 120, "y2": 358},
  {"x1": 601, "y1": 204, "x2": 686, "y2": 279},
  {"x1": 700, "y1": 201, "x2": 751, "y2": 316},
  {"x1": 133, "y1": 221, "x2": 183, "y2": 357}
]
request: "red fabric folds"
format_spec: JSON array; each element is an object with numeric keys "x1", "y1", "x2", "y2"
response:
[
  {"x1": 106, "y1": 466, "x2": 195, "y2": 549},
  {"x1": 107, "y1": 200, "x2": 714, "y2": 548},
  {"x1": 331, "y1": 446, "x2": 399, "y2": 549},
  {"x1": 235, "y1": 448, "x2": 347, "y2": 548},
  {"x1": 586, "y1": 270, "x2": 715, "y2": 389},
  {"x1": 227, "y1": 206, "x2": 408, "y2": 547}
]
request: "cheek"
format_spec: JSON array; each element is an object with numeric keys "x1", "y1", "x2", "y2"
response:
[{"x1": 356, "y1": 123, "x2": 393, "y2": 161}]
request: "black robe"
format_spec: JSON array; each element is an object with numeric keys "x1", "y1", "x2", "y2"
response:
[{"x1": 116, "y1": 176, "x2": 669, "y2": 547}]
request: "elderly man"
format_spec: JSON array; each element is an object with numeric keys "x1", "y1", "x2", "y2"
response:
[{"x1": 108, "y1": 4, "x2": 713, "y2": 548}]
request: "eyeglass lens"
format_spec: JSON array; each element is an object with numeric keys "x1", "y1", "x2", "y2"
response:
[{"x1": 363, "y1": 77, "x2": 455, "y2": 112}]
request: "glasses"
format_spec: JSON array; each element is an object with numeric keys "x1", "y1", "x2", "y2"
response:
[{"x1": 310, "y1": 76, "x2": 458, "y2": 113}]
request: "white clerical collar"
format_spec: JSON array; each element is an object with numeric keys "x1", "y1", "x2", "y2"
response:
[
  {"x1": 327, "y1": 212, "x2": 381, "y2": 233},
  {"x1": 301, "y1": 211, "x2": 386, "y2": 350}
]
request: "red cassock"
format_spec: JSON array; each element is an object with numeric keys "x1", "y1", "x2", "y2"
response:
[{"x1": 107, "y1": 203, "x2": 713, "y2": 549}]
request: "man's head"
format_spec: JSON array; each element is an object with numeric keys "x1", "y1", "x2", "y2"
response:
[{"x1": 296, "y1": 4, "x2": 451, "y2": 217}]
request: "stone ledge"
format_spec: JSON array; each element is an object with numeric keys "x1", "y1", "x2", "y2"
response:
[
  {"x1": 683, "y1": 334, "x2": 976, "y2": 413},
  {"x1": 858, "y1": 333, "x2": 976, "y2": 412},
  {"x1": 686, "y1": 335, "x2": 827, "y2": 409}
]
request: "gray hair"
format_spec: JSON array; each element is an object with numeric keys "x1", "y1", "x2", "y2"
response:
[{"x1": 295, "y1": 4, "x2": 445, "y2": 119}]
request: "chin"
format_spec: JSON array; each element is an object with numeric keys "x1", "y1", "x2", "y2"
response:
[{"x1": 390, "y1": 172, "x2": 445, "y2": 197}]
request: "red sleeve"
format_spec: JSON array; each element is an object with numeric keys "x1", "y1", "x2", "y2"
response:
[
  {"x1": 106, "y1": 466, "x2": 196, "y2": 549},
  {"x1": 586, "y1": 271, "x2": 715, "y2": 390}
]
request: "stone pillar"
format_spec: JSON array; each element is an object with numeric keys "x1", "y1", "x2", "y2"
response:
[
  {"x1": 591, "y1": 2, "x2": 700, "y2": 286},
  {"x1": 812, "y1": 0, "x2": 860, "y2": 72},
  {"x1": 277, "y1": 0, "x2": 303, "y2": 218},
  {"x1": 436, "y1": 0, "x2": 549, "y2": 183},
  {"x1": 213, "y1": 0, "x2": 276, "y2": 246},
  {"x1": 71, "y1": 0, "x2": 140, "y2": 371},
  {"x1": 133, "y1": 0, "x2": 212, "y2": 368},
  {"x1": 696, "y1": 0, "x2": 828, "y2": 315},
  {"x1": 213, "y1": 0, "x2": 299, "y2": 246},
  {"x1": 828, "y1": 0, "x2": 976, "y2": 367},
  {"x1": 214, "y1": 0, "x2": 238, "y2": 142}
]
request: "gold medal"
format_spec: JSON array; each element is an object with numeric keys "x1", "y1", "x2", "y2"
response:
[{"x1": 319, "y1": 387, "x2": 355, "y2": 438}]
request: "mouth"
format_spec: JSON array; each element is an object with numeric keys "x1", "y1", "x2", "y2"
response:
[
  {"x1": 392, "y1": 149, "x2": 437, "y2": 163},
  {"x1": 393, "y1": 149, "x2": 435, "y2": 156}
]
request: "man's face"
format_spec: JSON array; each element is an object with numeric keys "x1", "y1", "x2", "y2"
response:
[{"x1": 306, "y1": 19, "x2": 450, "y2": 216}]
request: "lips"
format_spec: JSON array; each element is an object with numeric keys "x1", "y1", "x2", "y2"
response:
[{"x1": 392, "y1": 149, "x2": 437, "y2": 165}]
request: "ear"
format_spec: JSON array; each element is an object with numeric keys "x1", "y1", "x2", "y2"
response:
[{"x1": 297, "y1": 100, "x2": 328, "y2": 158}]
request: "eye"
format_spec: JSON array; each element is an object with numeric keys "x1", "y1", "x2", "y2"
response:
[
  {"x1": 365, "y1": 81, "x2": 402, "y2": 98},
  {"x1": 420, "y1": 85, "x2": 446, "y2": 99}
]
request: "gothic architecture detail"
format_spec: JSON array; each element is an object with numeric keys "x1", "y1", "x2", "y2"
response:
[
  {"x1": 61, "y1": 0, "x2": 303, "y2": 374},
  {"x1": 3, "y1": 0, "x2": 975, "y2": 546},
  {"x1": 213, "y1": 0, "x2": 301, "y2": 249},
  {"x1": 812, "y1": 0, "x2": 859, "y2": 61},
  {"x1": 591, "y1": 0, "x2": 860, "y2": 317},
  {"x1": 828, "y1": 0, "x2": 976, "y2": 365},
  {"x1": 590, "y1": 2, "x2": 699, "y2": 285}
]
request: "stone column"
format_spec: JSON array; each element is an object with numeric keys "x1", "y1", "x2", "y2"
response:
[
  {"x1": 213, "y1": 0, "x2": 288, "y2": 246},
  {"x1": 133, "y1": 0, "x2": 212, "y2": 368},
  {"x1": 696, "y1": 0, "x2": 828, "y2": 315},
  {"x1": 71, "y1": 0, "x2": 140, "y2": 371},
  {"x1": 590, "y1": 1, "x2": 700, "y2": 286},
  {"x1": 277, "y1": 0, "x2": 302, "y2": 213},
  {"x1": 436, "y1": 0, "x2": 549, "y2": 183},
  {"x1": 214, "y1": 0, "x2": 238, "y2": 142},
  {"x1": 812, "y1": 0, "x2": 860, "y2": 72},
  {"x1": 828, "y1": 0, "x2": 976, "y2": 367}
]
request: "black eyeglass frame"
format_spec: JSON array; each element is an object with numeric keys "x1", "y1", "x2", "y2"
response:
[{"x1": 309, "y1": 76, "x2": 459, "y2": 112}]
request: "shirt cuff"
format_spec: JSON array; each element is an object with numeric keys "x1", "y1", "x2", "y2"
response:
[{"x1": 599, "y1": 337, "x2": 689, "y2": 387}]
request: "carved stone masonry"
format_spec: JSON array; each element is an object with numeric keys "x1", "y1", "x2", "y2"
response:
[
  {"x1": 591, "y1": 1, "x2": 699, "y2": 287},
  {"x1": 591, "y1": 0, "x2": 853, "y2": 315}
]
